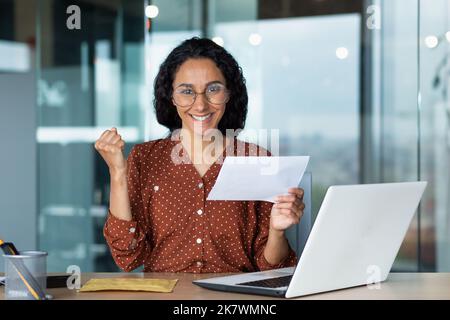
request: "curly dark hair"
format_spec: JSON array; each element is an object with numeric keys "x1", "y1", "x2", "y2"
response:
[{"x1": 153, "y1": 37, "x2": 248, "y2": 136}]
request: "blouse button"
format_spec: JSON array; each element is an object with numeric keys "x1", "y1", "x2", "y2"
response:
[
  {"x1": 129, "y1": 227, "x2": 136, "y2": 233},
  {"x1": 196, "y1": 238, "x2": 202, "y2": 244},
  {"x1": 154, "y1": 185, "x2": 159, "y2": 191},
  {"x1": 196, "y1": 261, "x2": 203, "y2": 267},
  {"x1": 198, "y1": 182, "x2": 204, "y2": 189},
  {"x1": 197, "y1": 209, "x2": 203, "y2": 216}
]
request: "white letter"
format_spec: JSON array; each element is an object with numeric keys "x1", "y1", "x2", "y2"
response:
[
  {"x1": 66, "y1": 5, "x2": 81, "y2": 30},
  {"x1": 66, "y1": 265, "x2": 81, "y2": 290},
  {"x1": 366, "y1": 264, "x2": 381, "y2": 289},
  {"x1": 203, "y1": 129, "x2": 224, "y2": 164},
  {"x1": 366, "y1": 4, "x2": 381, "y2": 30}
]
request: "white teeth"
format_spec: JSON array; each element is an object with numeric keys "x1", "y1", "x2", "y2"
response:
[{"x1": 191, "y1": 114, "x2": 212, "y2": 121}]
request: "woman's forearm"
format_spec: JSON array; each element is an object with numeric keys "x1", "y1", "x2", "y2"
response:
[
  {"x1": 109, "y1": 168, "x2": 133, "y2": 221},
  {"x1": 263, "y1": 228, "x2": 290, "y2": 265}
]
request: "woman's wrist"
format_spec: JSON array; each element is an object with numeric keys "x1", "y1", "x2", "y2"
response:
[
  {"x1": 109, "y1": 167, "x2": 127, "y2": 181},
  {"x1": 264, "y1": 229, "x2": 289, "y2": 265},
  {"x1": 269, "y1": 227, "x2": 285, "y2": 239}
]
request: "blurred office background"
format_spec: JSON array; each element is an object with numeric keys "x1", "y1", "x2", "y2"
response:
[{"x1": 0, "y1": 0, "x2": 448, "y2": 273}]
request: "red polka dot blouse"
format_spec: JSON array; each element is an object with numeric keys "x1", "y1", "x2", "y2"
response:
[{"x1": 103, "y1": 135, "x2": 297, "y2": 273}]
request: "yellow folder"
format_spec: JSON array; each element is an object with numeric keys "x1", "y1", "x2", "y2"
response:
[{"x1": 79, "y1": 278, "x2": 178, "y2": 293}]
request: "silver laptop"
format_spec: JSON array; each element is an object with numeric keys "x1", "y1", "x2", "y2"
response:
[{"x1": 193, "y1": 181, "x2": 427, "y2": 298}]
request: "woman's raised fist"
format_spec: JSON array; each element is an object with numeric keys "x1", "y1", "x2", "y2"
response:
[{"x1": 94, "y1": 127, "x2": 127, "y2": 173}]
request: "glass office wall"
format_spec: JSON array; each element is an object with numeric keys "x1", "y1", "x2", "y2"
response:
[
  {"x1": 1, "y1": 0, "x2": 449, "y2": 272},
  {"x1": 36, "y1": 0, "x2": 149, "y2": 271},
  {"x1": 419, "y1": 0, "x2": 450, "y2": 272},
  {"x1": 374, "y1": 0, "x2": 421, "y2": 270},
  {"x1": 364, "y1": 0, "x2": 450, "y2": 272}
]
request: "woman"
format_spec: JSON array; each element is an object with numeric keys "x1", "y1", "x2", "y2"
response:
[{"x1": 94, "y1": 37, "x2": 305, "y2": 273}]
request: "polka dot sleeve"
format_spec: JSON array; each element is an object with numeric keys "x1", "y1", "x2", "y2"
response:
[
  {"x1": 103, "y1": 144, "x2": 151, "y2": 272},
  {"x1": 252, "y1": 201, "x2": 298, "y2": 271}
]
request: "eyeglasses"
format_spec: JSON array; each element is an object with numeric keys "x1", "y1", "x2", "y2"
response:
[{"x1": 172, "y1": 83, "x2": 230, "y2": 107}]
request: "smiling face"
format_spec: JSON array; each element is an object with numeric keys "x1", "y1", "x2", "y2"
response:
[{"x1": 172, "y1": 58, "x2": 228, "y2": 138}]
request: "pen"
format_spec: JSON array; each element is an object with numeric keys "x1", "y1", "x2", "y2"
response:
[
  {"x1": 0, "y1": 239, "x2": 47, "y2": 300},
  {"x1": 0, "y1": 241, "x2": 19, "y2": 255}
]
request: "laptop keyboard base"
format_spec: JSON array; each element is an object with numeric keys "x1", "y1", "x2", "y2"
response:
[{"x1": 236, "y1": 275, "x2": 292, "y2": 288}]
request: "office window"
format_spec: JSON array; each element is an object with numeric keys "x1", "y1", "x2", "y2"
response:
[{"x1": 211, "y1": 14, "x2": 361, "y2": 220}]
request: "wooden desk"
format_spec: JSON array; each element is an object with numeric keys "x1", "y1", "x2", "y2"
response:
[{"x1": 1, "y1": 272, "x2": 450, "y2": 300}]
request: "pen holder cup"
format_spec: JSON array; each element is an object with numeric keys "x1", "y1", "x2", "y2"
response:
[{"x1": 3, "y1": 251, "x2": 47, "y2": 300}]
